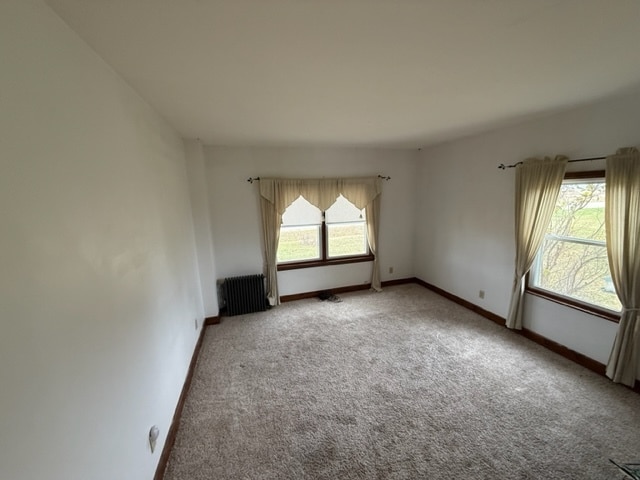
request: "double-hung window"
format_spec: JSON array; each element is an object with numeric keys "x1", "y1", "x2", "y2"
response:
[
  {"x1": 277, "y1": 194, "x2": 372, "y2": 269},
  {"x1": 528, "y1": 172, "x2": 621, "y2": 318}
]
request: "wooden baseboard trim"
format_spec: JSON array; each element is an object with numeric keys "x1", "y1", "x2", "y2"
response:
[
  {"x1": 381, "y1": 278, "x2": 417, "y2": 287},
  {"x1": 205, "y1": 315, "x2": 220, "y2": 325},
  {"x1": 416, "y1": 279, "x2": 505, "y2": 326},
  {"x1": 279, "y1": 277, "x2": 416, "y2": 303},
  {"x1": 153, "y1": 323, "x2": 208, "y2": 480},
  {"x1": 518, "y1": 327, "x2": 606, "y2": 376},
  {"x1": 280, "y1": 284, "x2": 370, "y2": 303},
  {"x1": 414, "y1": 278, "x2": 640, "y2": 394}
]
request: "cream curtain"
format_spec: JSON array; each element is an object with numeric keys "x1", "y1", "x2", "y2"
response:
[
  {"x1": 259, "y1": 188, "x2": 282, "y2": 306},
  {"x1": 506, "y1": 156, "x2": 568, "y2": 330},
  {"x1": 259, "y1": 177, "x2": 382, "y2": 213},
  {"x1": 605, "y1": 147, "x2": 640, "y2": 386},
  {"x1": 365, "y1": 180, "x2": 382, "y2": 291},
  {"x1": 258, "y1": 177, "x2": 383, "y2": 304}
]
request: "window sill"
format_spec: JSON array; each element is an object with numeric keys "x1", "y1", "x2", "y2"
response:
[
  {"x1": 525, "y1": 287, "x2": 620, "y2": 323},
  {"x1": 277, "y1": 254, "x2": 374, "y2": 271}
]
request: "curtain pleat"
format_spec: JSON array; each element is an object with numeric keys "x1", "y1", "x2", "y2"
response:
[
  {"x1": 605, "y1": 147, "x2": 640, "y2": 386},
  {"x1": 506, "y1": 156, "x2": 568, "y2": 330},
  {"x1": 260, "y1": 177, "x2": 381, "y2": 213}
]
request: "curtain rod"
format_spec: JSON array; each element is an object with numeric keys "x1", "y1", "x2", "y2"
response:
[
  {"x1": 498, "y1": 156, "x2": 606, "y2": 170},
  {"x1": 247, "y1": 175, "x2": 391, "y2": 183}
]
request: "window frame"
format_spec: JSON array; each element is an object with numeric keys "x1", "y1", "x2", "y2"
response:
[
  {"x1": 525, "y1": 170, "x2": 620, "y2": 323},
  {"x1": 277, "y1": 209, "x2": 373, "y2": 271}
]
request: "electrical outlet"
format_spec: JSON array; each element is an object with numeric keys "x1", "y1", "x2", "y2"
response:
[
  {"x1": 195, "y1": 318, "x2": 198, "y2": 330},
  {"x1": 479, "y1": 290, "x2": 485, "y2": 299},
  {"x1": 389, "y1": 266, "x2": 394, "y2": 274}
]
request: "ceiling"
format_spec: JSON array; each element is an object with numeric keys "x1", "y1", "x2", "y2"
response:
[{"x1": 45, "y1": 0, "x2": 640, "y2": 149}]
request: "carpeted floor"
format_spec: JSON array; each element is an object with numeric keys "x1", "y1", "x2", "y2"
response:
[{"x1": 163, "y1": 284, "x2": 640, "y2": 479}]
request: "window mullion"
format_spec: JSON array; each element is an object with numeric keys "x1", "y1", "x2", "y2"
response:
[
  {"x1": 321, "y1": 211, "x2": 327, "y2": 261},
  {"x1": 546, "y1": 234, "x2": 606, "y2": 248}
]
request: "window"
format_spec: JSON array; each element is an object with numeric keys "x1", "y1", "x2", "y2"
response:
[
  {"x1": 277, "y1": 195, "x2": 372, "y2": 269},
  {"x1": 325, "y1": 195, "x2": 368, "y2": 258},
  {"x1": 528, "y1": 172, "x2": 621, "y2": 317}
]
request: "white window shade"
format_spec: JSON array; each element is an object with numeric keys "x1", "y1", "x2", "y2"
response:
[
  {"x1": 281, "y1": 196, "x2": 322, "y2": 226},
  {"x1": 325, "y1": 195, "x2": 365, "y2": 223}
]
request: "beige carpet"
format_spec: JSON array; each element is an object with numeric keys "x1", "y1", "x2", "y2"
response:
[{"x1": 163, "y1": 284, "x2": 640, "y2": 479}]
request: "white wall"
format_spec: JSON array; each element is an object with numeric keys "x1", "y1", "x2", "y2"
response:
[
  {"x1": 415, "y1": 88, "x2": 640, "y2": 371},
  {"x1": 185, "y1": 139, "x2": 219, "y2": 316},
  {"x1": 205, "y1": 146, "x2": 418, "y2": 296},
  {"x1": 0, "y1": 2, "x2": 203, "y2": 479}
]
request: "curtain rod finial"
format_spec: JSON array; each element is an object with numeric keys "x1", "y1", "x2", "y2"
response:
[{"x1": 498, "y1": 164, "x2": 506, "y2": 170}]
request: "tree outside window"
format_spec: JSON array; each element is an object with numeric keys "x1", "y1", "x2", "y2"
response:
[{"x1": 530, "y1": 178, "x2": 622, "y2": 313}]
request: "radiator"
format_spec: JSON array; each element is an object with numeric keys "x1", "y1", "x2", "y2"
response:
[{"x1": 223, "y1": 274, "x2": 267, "y2": 316}]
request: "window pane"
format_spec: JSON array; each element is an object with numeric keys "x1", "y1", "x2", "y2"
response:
[
  {"x1": 277, "y1": 225, "x2": 321, "y2": 263},
  {"x1": 533, "y1": 237, "x2": 621, "y2": 312},
  {"x1": 325, "y1": 195, "x2": 368, "y2": 258},
  {"x1": 278, "y1": 196, "x2": 322, "y2": 263},
  {"x1": 327, "y1": 222, "x2": 367, "y2": 258},
  {"x1": 531, "y1": 179, "x2": 621, "y2": 312},
  {"x1": 549, "y1": 181, "x2": 606, "y2": 241}
]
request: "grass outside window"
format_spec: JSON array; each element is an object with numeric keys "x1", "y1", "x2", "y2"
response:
[{"x1": 277, "y1": 195, "x2": 373, "y2": 270}]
